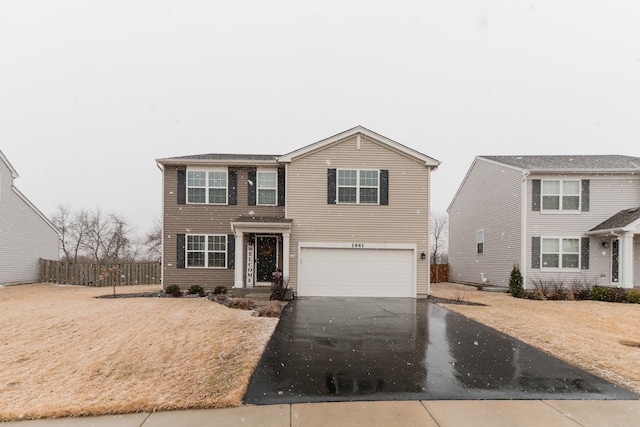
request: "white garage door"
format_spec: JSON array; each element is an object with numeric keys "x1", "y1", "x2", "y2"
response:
[{"x1": 298, "y1": 245, "x2": 415, "y2": 297}]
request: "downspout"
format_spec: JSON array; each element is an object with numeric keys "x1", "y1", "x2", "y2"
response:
[
  {"x1": 156, "y1": 161, "x2": 165, "y2": 290},
  {"x1": 521, "y1": 171, "x2": 529, "y2": 289}
]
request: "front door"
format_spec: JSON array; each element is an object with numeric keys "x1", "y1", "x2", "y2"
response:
[
  {"x1": 612, "y1": 238, "x2": 619, "y2": 284},
  {"x1": 256, "y1": 236, "x2": 278, "y2": 283}
]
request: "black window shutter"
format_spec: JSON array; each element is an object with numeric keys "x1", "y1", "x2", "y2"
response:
[
  {"x1": 228, "y1": 170, "x2": 237, "y2": 205},
  {"x1": 532, "y1": 236, "x2": 541, "y2": 268},
  {"x1": 327, "y1": 169, "x2": 337, "y2": 204},
  {"x1": 380, "y1": 170, "x2": 389, "y2": 205},
  {"x1": 176, "y1": 234, "x2": 186, "y2": 268},
  {"x1": 177, "y1": 168, "x2": 186, "y2": 205},
  {"x1": 581, "y1": 237, "x2": 590, "y2": 269},
  {"x1": 581, "y1": 180, "x2": 590, "y2": 212},
  {"x1": 532, "y1": 179, "x2": 541, "y2": 211},
  {"x1": 248, "y1": 169, "x2": 257, "y2": 206},
  {"x1": 277, "y1": 167, "x2": 286, "y2": 206},
  {"x1": 227, "y1": 234, "x2": 235, "y2": 269}
]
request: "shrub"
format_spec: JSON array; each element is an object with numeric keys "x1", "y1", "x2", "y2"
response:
[
  {"x1": 253, "y1": 302, "x2": 282, "y2": 317},
  {"x1": 188, "y1": 285, "x2": 205, "y2": 296},
  {"x1": 509, "y1": 265, "x2": 524, "y2": 298},
  {"x1": 227, "y1": 298, "x2": 253, "y2": 310},
  {"x1": 165, "y1": 284, "x2": 182, "y2": 297},
  {"x1": 626, "y1": 290, "x2": 640, "y2": 304},
  {"x1": 588, "y1": 286, "x2": 626, "y2": 303},
  {"x1": 213, "y1": 286, "x2": 228, "y2": 295}
]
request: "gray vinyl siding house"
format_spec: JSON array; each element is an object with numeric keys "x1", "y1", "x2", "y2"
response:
[
  {"x1": 0, "y1": 150, "x2": 59, "y2": 285},
  {"x1": 157, "y1": 126, "x2": 440, "y2": 298},
  {"x1": 448, "y1": 155, "x2": 640, "y2": 290}
]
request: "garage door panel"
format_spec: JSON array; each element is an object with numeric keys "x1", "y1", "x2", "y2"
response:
[{"x1": 299, "y1": 247, "x2": 414, "y2": 297}]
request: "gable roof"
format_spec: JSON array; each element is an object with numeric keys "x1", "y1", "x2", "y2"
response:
[
  {"x1": 587, "y1": 207, "x2": 640, "y2": 234},
  {"x1": 480, "y1": 155, "x2": 640, "y2": 173},
  {"x1": 0, "y1": 149, "x2": 20, "y2": 179},
  {"x1": 278, "y1": 125, "x2": 440, "y2": 167}
]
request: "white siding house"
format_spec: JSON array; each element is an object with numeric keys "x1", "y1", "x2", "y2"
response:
[
  {"x1": 0, "y1": 150, "x2": 59, "y2": 285},
  {"x1": 448, "y1": 155, "x2": 640, "y2": 290}
]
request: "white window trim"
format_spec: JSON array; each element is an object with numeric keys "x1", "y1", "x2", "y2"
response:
[
  {"x1": 476, "y1": 229, "x2": 484, "y2": 254},
  {"x1": 540, "y1": 236, "x2": 581, "y2": 270},
  {"x1": 186, "y1": 167, "x2": 228, "y2": 205},
  {"x1": 185, "y1": 234, "x2": 227, "y2": 269},
  {"x1": 257, "y1": 168, "x2": 278, "y2": 206},
  {"x1": 337, "y1": 168, "x2": 380, "y2": 205},
  {"x1": 541, "y1": 179, "x2": 581, "y2": 212}
]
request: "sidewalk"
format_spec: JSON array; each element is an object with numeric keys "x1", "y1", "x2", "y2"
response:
[{"x1": 4, "y1": 400, "x2": 640, "y2": 427}]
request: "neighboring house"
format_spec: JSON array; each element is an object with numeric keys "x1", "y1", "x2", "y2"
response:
[
  {"x1": 448, "y1": 155, "x2": 640, "y2": 290},
  {"x1": 156, "y1": 126, "x2": 440, "y2": 298},
  {"x1": 0, "y1": 150, "x2": 59, "y2": 285}
]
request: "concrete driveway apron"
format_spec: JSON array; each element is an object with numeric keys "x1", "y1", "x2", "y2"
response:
[{"x1": 244, "y1": 298, "x2": 637, "y2": 404}]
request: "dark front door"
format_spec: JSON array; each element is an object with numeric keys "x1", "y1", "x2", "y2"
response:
[
  {"x1": 612, "y1": 239, "x2": 619, "y2": 283},
  {"x1": 256, "y1": 236, "x2": 278, "y2": 282}
]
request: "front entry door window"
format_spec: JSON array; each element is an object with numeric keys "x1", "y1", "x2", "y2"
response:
[
  {"x1": 611, "y1": 239, "x2": 619, "y2": 283},
  {"x1": 256, "y1": 236, "x2": 278, "y2": 282}
]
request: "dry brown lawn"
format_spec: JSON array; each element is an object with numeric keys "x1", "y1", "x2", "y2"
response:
[
  {"x1": 430, "y1": 282, "x2": 640, "y2": 395},
  {"x1": 0, "y1": 283, "x2": 279, "y2": 421}
]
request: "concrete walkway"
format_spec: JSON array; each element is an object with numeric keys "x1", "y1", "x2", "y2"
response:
[{"x1": 4, "y1": 400, "x2": 640, "y2": 426}]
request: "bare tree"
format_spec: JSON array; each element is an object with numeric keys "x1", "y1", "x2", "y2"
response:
[
  {"x1": 430, "y1": 211, "x2": 448, "y2": 264},
  {"x1": 52, "y1": 204, "x2": 72, "y2": 260},
  {"x1": 52, "y1": 205, "x2": 91, "y2": 262},
  {"x1": 141, "y1": 218, "x2": 162, "y2": 262}
]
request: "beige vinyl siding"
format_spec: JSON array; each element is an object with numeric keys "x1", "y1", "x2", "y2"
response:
[
  {"x1": 525, "y1": 174, "x2": 640, "y2": 287},
  {"x1": 286, "y1": 134, "x2": 432, "y2": 297},
  {"x1": 448, "y1": 158, "x2": 522, "y2": 288},
  {"x1": 0, "y1": 162, "x2": 59, "y2": 285},
  {"x1": 162, "y1": 165, "x2": 284, "y2": 289}
]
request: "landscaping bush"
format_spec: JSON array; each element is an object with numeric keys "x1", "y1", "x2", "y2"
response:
[
  {"x1": 227, "y1": 298, "x2": 253, "y2": 310},
  {"x1": 509, "y1": 264, "x2": 524, "y2": 298},
  {"x1": 253, "y1": 302, "x2": 282, "y2": 317},
  {"x1": 165, "y1": 284, "x2": 182, "y2": 298},
  {"x1": 626, "y1": 290, "x2": 640, "y2": 304},
  {"x1": 213, "y1": 285, "x2": 228, "y2": 295},
  {"x1": 588, "y1": 286, "x2": 626, "y2": 303},
  {"x1": 188, "y1": 285, "x2": 205, "y2": 296}
]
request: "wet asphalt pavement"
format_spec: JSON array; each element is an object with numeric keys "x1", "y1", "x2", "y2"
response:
[{"x1": 244, "y1": 298, "x2": 638, "y2": 404}]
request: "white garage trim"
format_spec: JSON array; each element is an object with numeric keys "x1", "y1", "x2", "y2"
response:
[{"x1": 297, "y1": 242, "x2": 417, "y2": 298}]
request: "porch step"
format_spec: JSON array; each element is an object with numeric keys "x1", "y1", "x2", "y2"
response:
[{"x1": 482, "y1": 286, "x2": 509, "y2": 293}]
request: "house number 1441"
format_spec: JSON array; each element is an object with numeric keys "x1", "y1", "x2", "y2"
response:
[{"x1": 351, "y1": 243, "x2": 365, "y2": 248}]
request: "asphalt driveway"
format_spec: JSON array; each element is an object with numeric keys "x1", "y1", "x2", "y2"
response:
[{"x1": 244, "y1": 298, "x2": 638, "y2": 404}]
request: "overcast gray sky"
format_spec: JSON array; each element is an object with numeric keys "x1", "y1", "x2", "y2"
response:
[{"x1": 2, "y1": 1, "x2": 639, "y2": 235}]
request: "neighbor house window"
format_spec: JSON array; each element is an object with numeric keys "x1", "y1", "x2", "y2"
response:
[
  {"x1": 186, "y1": 235, "x2": 227, "y2": 268},
  {"x1": 337, "y1": 169, "x2": 379, "y2": 204},
  {"x1": 476, "y1": 229, "x2": 484, "y2": 254},
  {"x1": 541, "y1": 237, "x2": 579, "y2": 269},
  {"x1": 257, "y1": 170, "x2": 277, "y2": 205},
  {"x1": 542, "y1": 180, "x2": 580, "y2": 211},
  {"x1": 187, "y1": 169, "x2": 227, "y2": 204}
]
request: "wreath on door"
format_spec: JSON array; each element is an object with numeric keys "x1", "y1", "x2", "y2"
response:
[{"x1": 259, "y1": 244, "x2": 273, "y2": 257}]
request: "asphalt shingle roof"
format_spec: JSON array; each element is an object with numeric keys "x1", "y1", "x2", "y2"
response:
[
  {"x1": 481, "y1": 155, "x2": 640, "y2": 172},
  {"x1": 161, "y1": 153, "x2": 280, "y2": 162},
  {"x1": 589, "y1": 207, "x2": 640, "y2": 232}
]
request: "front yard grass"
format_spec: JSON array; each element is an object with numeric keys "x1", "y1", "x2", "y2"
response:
[{"x1": 0, "y1": 283, "x2": 279, "y2": 421}]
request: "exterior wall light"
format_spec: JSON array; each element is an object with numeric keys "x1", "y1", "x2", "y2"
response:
[{"x1": 420, "y1": 252, "x2": 426, "y2": 260}]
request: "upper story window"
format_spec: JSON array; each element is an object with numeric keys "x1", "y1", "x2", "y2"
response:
[
  {"x1": 186, "y1": 234, "x2": 227, "y2": 268},
  {"x1": 337, "y1": 169, "x2": 379, "y2": 204},
  {"x1": 257, "y1": 170, "x2": 277, "y2": 205},
  {"x1": 541, "y1": 237, "x2": 579, "y2": 269},
  {"x1": 187, "y1": 169, "x2": 227, "y2": 204},
  {"x1": 476, "y1": 229, "x2": 484, "y2": 254},
  {"x1": 542, "y1": 180, "x2": 580, "y2": 211}
]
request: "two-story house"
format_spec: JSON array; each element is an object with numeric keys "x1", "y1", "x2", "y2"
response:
[
  {"x1": 156, "y1": 126, "x2": 440, "y2": 298},
  {"x1": 448, "y1": 155, "x2": 640, "y2": 290},
  {"x1": 0, "y1": 149, "x2": 59, "y2": 285}
]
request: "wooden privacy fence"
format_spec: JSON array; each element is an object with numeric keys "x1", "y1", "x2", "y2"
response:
[
  {"x1": 430, "y1": 264, "x2": 449, "y2": 283},
  {"x1": 39, "y1": 259, "x2": 161, "y2": 286}
]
